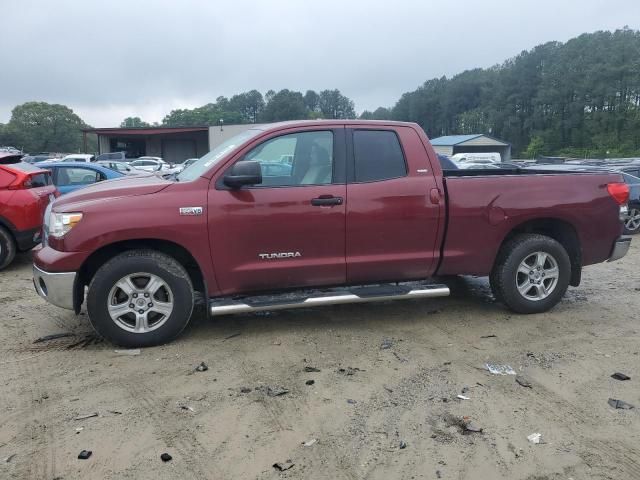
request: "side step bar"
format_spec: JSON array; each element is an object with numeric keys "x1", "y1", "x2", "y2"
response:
[{"x1": 209, "y1": 282, "x2": 450, "y2": 316}]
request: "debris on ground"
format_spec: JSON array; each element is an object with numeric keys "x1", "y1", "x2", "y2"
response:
[
  {"x1": 527, "y1": 433, "x2": 543, "y2": 444},
  {"x1": 74, "y1": 413, "x2": 98, "y2": 420},
  {"x1": 463, "y1": 421, "x2": 483, "y2": 433},
  {"x1": 273, "y1": 460, "x2": 294, "y2": 471},
  {"x1": 608, "y1": 398, "x2": 635, "y2": 409},
  {"x1": 240, "y1": 387, "x2": 252, "y2": 393},
  {"x1": 272, "y1": 340, "x2": 282, "y2": 345},
  {"x1": 75, "y1": 427, "x2": 83, "y2": 434},
  {"x1": 177, "y1": 404, "x2": 195, "y2": 412},
  {"x1": 516, "y1": 376, "x2": 532, "y2": 388},
  {"x1": 399, "y1": 440, "x2": 407, "y2": 449},
  {"x1": 457, "y1": 395, "x2": 470, "y2": 400},
  {"x1": 305, "y1": 380, "x2": 315, "y2": 385},
  {"x1": 347, "y1": 399, "x2": 357, "y2": 404},
  {"x1": 195, "y1": 362, "x2": 208, "y2": 372},
  {"x1": 380, "y1": 338, "x2": 393, "y2": 349},
  {"x1": 160, "y1": 453, "x2": 172, "y2": 462},
  {"x1": 4, "y1": 453, "x2": 16, "y2": 463},
  {"x1": 302, "y1": 438, "x2": 317, "y2": 447},
  {"x1": 304, "y1": 366, "x2": 321, "y2": 372},
  {"x1": 33, "y1": 332, "x2": 75, "y2": 343},
  {"x1": 113, "y1": 349, "x2": 141, "y2": 356},
  {"x1": 337, "y1": 367, "x2": 360, "y2": 375},
  {"x1": 223, "y1": 332, "x2": 241, "y2": 341},
  {"x1": 383, "y1": 385, "x2": 394, "y2": 393},
  {"x1": 611, "y1": 372, "x2": 630, "y2": 381},
  {"x1": 436, "y1": 470, "x2": 442, "y2": 479},
  {"x1": 480, "y1": 334, "x2": 497, "y2": 339},
  {"x1": 256, "y1": 385, "x2": 289, "y2": 397},
  {"x1": 393, "y1": 351, "x2": 408, "y2": 362},
  {"x1": 107, "y1": 410, "x2": 122, "y2": 415},
  {"x1": 77, "y1": 450, "x2": 92, "y2": 460},
  {"x1": 486, "y1": 363, "x2": 516, "y2": 375}
]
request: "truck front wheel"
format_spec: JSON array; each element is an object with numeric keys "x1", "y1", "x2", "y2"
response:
[
  {"x1": 87, "y1": 250, "x2": 194, "y2": 347},
  {"x1": 490, "y1": 234, "x2": 571, "y2": 314}
]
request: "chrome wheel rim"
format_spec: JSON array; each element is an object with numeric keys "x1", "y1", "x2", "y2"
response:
[
  {"x1": 107, "y1": 273, "x2": 174, "y2": 333},
  {"x1": 626, "y1": 208, "x2": 640, "y2": 232},
  {"x1": 515, "y1": 251, "x2": 559, "y2": 301}
]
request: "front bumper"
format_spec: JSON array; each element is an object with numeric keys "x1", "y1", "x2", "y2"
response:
[
  {"x1": 608, "y1": 236, "x2": 631, "y2": 262},
  {"x1": 32, "y1": 264, "x2": 76, "y2": 310}
]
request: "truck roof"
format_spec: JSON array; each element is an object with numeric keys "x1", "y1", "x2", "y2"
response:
[{"x1": 251, "y1": 119, "x2": 419, "y2": 132}]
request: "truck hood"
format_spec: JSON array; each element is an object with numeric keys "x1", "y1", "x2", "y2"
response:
[{"x1": 53, "y1": 174, "x2": 172, "y2": 211}]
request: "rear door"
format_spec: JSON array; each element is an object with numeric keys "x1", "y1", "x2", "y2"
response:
[
  {"x1": 53, "y1": 166, "x2": 104, "y2": 194},
  {"x1": 207, "y1": 127, "x2": 347, "y2": 295},
  {"x1": 345, "y1": 126, "x2": 441, "y2": 283}
]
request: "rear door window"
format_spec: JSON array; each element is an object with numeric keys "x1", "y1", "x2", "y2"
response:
[
  {"x1": 56, "y1": 167, "x2": 101, "y2": 186},
  {"x1": 352, "y1": 130, "x2": 407, "y2": 182}
]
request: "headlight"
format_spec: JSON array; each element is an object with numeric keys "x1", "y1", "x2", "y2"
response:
[{"x1": 49, "y1": 212, "x2": 83, "y2": 238}]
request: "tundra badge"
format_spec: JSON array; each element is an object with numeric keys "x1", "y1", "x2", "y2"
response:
[
  {"x1": 179, "y1": 207, "x2": 203, "y2": 216},
  {"x1": 259, "y1": 252, "x2": 302, "y2": 259}
]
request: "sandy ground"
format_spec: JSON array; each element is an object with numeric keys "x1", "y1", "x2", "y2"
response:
[{"x1": 0, "y1": 244, "x2": 639, "y2": 480}]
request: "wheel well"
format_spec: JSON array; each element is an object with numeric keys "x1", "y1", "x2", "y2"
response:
[
  {"x1": 498, "y1": 218, "x2": 582, "y2": 287},
  {"x1": 78, "y1": 239, "x2": 206, "y2": 305}
]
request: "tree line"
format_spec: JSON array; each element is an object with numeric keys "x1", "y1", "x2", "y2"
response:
[
  {"x1": 362, "y1": 28, "x2": 640, "y2": 158},
  {"x1": 122, "y1": 88, "x2": 356, "y2": 128},
  {"x1": 3, "y1": 28, "x2": 640, "y2": 157}
]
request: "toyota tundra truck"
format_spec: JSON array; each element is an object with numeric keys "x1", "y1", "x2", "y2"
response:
[{"x1": 32, "y1": 121, "x2": 631, "y2": 347}]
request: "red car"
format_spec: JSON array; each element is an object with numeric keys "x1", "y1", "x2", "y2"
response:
[
  {"x1": 32, "y1": 121, "x2": 630, "y2": 347},
  {"x1": 0, "y1": 152, "x2": 58, "y2": 269}
]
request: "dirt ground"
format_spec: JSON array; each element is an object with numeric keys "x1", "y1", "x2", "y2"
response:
[{"x1": 1, "y1": 244, "x2": 639, "y2": 480}]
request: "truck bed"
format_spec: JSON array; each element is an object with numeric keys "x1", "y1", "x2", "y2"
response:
[{"x1": 437, "y1": 168, "x2": 624, "y2": 276}]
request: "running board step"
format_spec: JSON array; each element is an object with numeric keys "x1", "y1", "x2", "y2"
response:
[{"x1": 209, "y1": 282, "x2": 450, "y2": 316}]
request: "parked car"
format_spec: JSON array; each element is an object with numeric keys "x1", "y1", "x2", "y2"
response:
[
  {"x1": 33, "y1": 120, "x2": 630, "y2": 347},
  {"x1": 22, "y1": 153, "x2": 57, "y2": 163},
  {"x1": 95, "y1": 152, "x2": 127, "y2": 162},
  {"x1": 130, "y1": 158, "x2": 179, "y2": 173},
  {"x1": 97, "y1": 160, "x2": 146, "y2": 175},
  {"x1": 62, "y1": 154, "x2": 96, "y2": 163},
  {"x1": 39, "y1": 162, "x2": 125, "y2": 195},
  {"x1": 0, "y1": 152, "x2": 57, "y2": 270},
  {"x1": 451, "y1": 152, "x2": 501, "y2": 164},
  {"x1": 621, "y1": 173, "x2": 640, "y2": 235}
]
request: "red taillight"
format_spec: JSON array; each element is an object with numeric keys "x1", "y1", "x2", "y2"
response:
[{"x1": 607, "y1": 183, "x2": 629, "y2": 205}]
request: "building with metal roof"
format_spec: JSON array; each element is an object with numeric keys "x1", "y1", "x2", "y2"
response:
[
  {"x1": 430, "y1": 134, "x2": 511, "y2": 161},
  {"x1": 81, "y1": 124, "x2": 261, "y2": 164}
]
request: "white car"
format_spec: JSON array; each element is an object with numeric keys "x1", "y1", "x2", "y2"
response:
[
  {"x1": 130, "y1": 157, "x2": 181, "y2": 174},
  {"x1": 62, "y1": 154, "x2": 96, "y2": 163},
  {"x1": 451, "y1": 152, "x2": 501, "y2": 164}
]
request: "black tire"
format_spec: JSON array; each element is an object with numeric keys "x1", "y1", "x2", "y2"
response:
[
  {"x1": 490, "y1": 234, "x2": 571, "y2": 314},
  {"x1": 87, "y1": 250, "x2": 194, "y2": 347},
  {"x1": 623, "y1": 207, "x2": 640, "y2": 235},
  {"x1": 0, "y1": 226, "x2": 16, "y2": 271}
]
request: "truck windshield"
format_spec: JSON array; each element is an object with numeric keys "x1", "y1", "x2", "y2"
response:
[{"x1": 177, "y1": 128, "x2": 263, "y2": 182}]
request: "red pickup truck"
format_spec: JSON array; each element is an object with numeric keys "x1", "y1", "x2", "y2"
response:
[{"x1": 32, "y1": 121, "x2": 631, "y2": 347}]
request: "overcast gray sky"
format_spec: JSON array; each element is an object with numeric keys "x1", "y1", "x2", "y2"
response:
[{"x1": 1, "y1": 0, "x2": 639, "y2": 126}]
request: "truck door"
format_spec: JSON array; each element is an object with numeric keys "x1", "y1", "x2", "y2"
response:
[
  {"x1": 207, "y1": 128, "x2": 347, "y2": 295},
  {"x1": 345, "y1": 126, "x2": 441, "y2": 283}
]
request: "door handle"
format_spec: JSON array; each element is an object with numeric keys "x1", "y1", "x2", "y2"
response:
[{"x1": 311, "y1": 195, "x2": 343, "y2": 207}]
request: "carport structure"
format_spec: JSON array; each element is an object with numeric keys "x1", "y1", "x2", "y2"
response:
[
  {"x1": 82, "y1": 126, "x2": 210, "y2": 164},
  {"x1": 430, "y1": 134, "x2": 511, "y2": 161}
]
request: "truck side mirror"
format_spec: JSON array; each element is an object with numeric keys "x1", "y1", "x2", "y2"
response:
[{"x1": 223, "y1": 160, "x2": 262, "y2": 188}]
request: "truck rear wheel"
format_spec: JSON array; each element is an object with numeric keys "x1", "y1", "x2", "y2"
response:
[
  {"x1": 0, "y1": 226, "x2": 16, "y2": 271},
  {"x1": 87, "y1": 250, "x2": 194, "y2": 347},
  {"x1": 490, "y1": 234, "x2": 570, "y2": 314}
]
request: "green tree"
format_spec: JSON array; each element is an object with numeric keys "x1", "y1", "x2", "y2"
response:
[
  {"x1": 4, "y1": 101, "x2": 88, "y2": 152},
  {"x1": 522, "y1": 136, "x2": 546, "y2": 159},
  {"x1": 120, "y1": 117, "x2": 150, "y2": 128},
  {"x1": 318, "y1": 89, "x2": 356, "y2": 119},
  {"x1": 360, "y1": 107, "x2": 391, "y2": 120},
  {"x1": 261, "y1": 89, "x2": 308, "y2": 122}
]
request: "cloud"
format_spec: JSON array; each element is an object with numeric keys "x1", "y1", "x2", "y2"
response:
[{"x1": 1, "y1": 0, "x2": 638, "y2": 125}]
